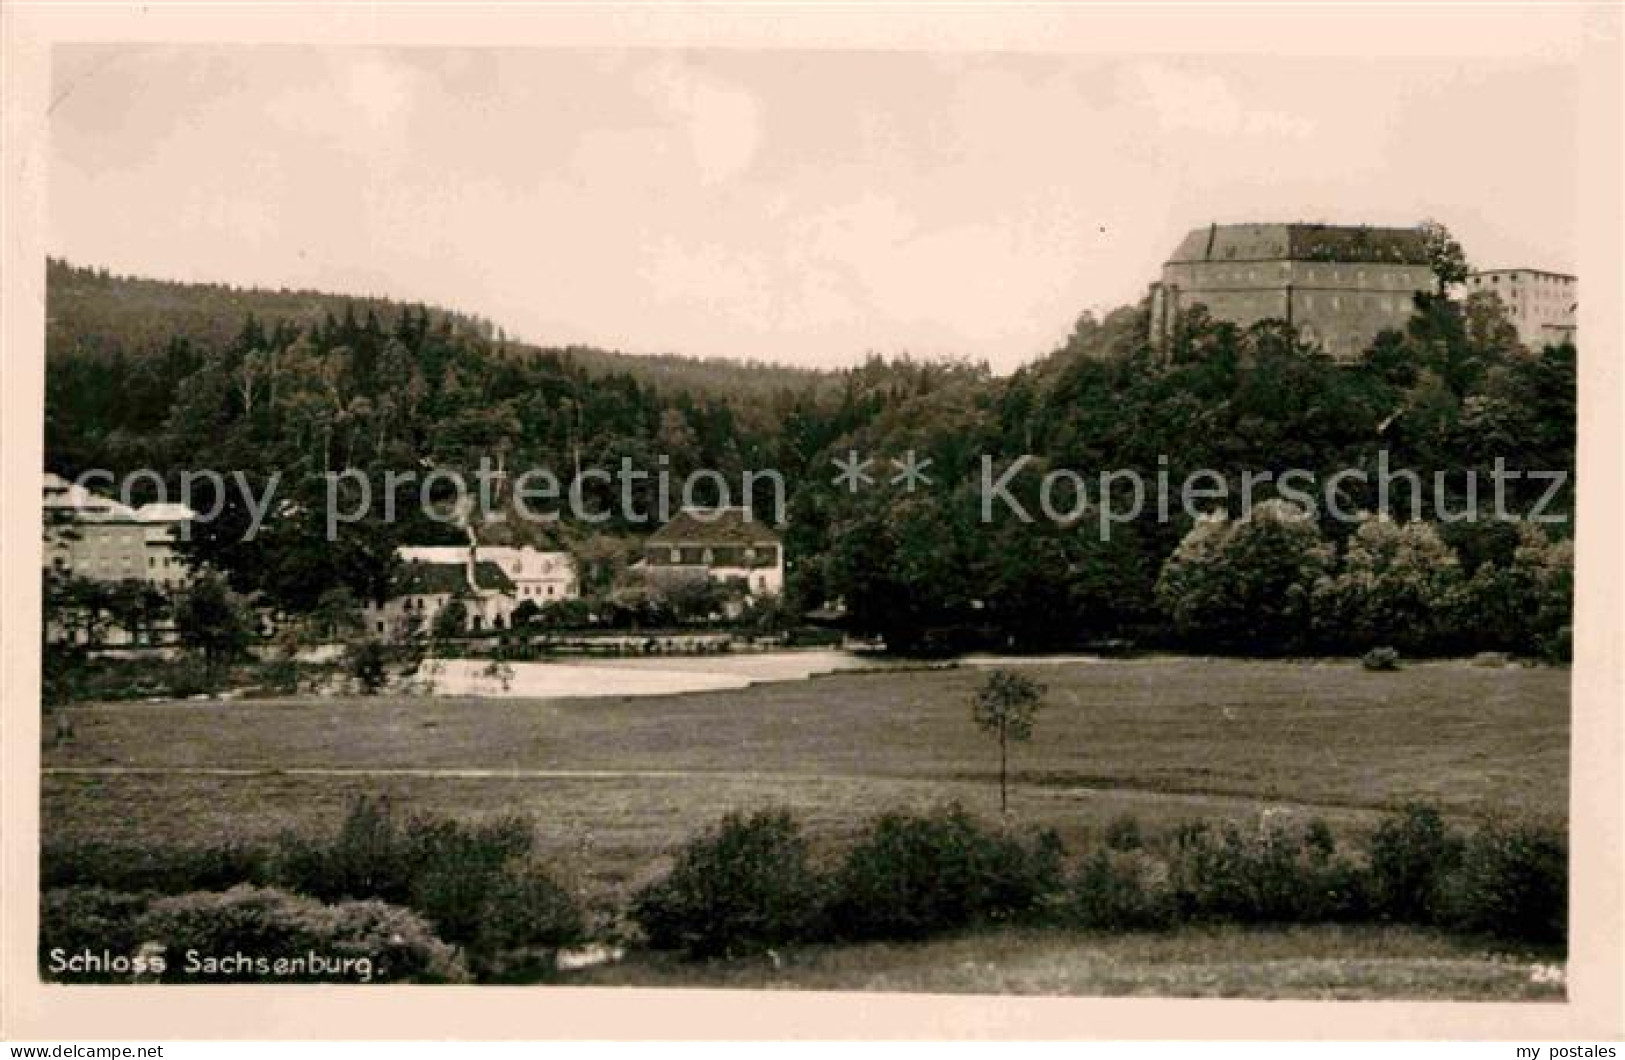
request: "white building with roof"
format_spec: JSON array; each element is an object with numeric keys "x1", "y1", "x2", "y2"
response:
[
  {"x1": 43, "y1": 473, "x2": 194, "y2": 589},
  {"x1": 635, "y1": 505, "x2": 784, "y2": 598},
  {"x1": 396, "y1": 544, "x2": 579, "y2": 605}
]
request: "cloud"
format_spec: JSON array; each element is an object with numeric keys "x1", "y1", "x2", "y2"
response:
[
  {"x1": 263, "y1": 52, "x2": 417, "y2": 144},
  {"x1": 637, "y1": 60, "x2": 763, "y2": 184},
  {"x1": 343, "y1": 53, "x2": 416, "y2": 130},
  {"x1": 1127, "y1": 63, "x2": 1316, "y2": 140}
]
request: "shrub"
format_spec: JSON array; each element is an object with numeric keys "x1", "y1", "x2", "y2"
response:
[
  {"x1": 1361, "y1": 646, "x2": 1401, "y2": 672},
  {"x1": 1366, "y1": 802, "x2": 1462, "y2": 924},
  {"x1": 633, "y1": 808, "x2": 825, "y2": 958},
  {"x1": 828, "y1": 805, "x2": 1064, "y2": 942},
  {"x1": 257, "y1": 657, "x2": 303, "y2": 695},
  {"x1": 272, "y1": 798, "x2": 559, "y2": 954},
  {"x1": 347, "y1": 640, "x2": 389, "y2": 694},
  {"x1": 1165, "y1": 817, "x2": 1366, "y2": 924},
  {"x1": 39, "y1": 887, "x2": 152, "y2": 980},
  {"x1": 1103, "y1": 813, "x2": 1144, "y2": 852},
  {"x1": 472, "y1": 864, "x2": 589, "y2": 977},
  {"x1": 41, "y1": 838, "x2": 271, "y2": 895},
  {"x1": 274, "y1": 796, "x2": 417, "y2": 905},
  {"x1": 1067, "y1": 849, "x2": 1174, "y2": 930},
  {"x1": 136, "y1": 885, "x2": 469, "y2": 983},
  {"x1": 38, "y1": 652, "x2": 225, "y2": 705},
  {"x1": 1439, "y1": 819, "x2": 1567, "y2": 945},
  {"x1": 1539, "y1": 625, "x2": 1572, "y2": 665},
  {"x1": 400, "y1": 814, "x2": 535, "y2": 944}
]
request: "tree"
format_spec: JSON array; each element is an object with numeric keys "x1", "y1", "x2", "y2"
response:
[
  {"x1": 1418, "y1": 219, "x2": 1470, "y2": 296},
  {"x1": 174, "y1": 574, "x2": 254, "y2": 679},
  {"x1": 1312, "y1": 515, "x2": 1465, "y2": 653},
  {"x1": 971, "y1": 668, "x2": 1046, "y2": 816},
  {"x1": 432, "y1": 598, "x2": 469, "y2": 642},
  {"x1": 1155, "y1": 499, "x2": 1335, "y2": 653},
  {"x1": 311, "y1": 585, "x2": 364, "y2": 642},
  {"x1": 512, "y1": 598, "x2": 542, "y2": 628},
  {"x1": 660, "y1": 576, "x2": 726, "y2": 623},
  {"x1": 347, "y1": 638, "x2": 389, "y2": 694},
  {"x1": 1459, "y1": 524, "x2": 1573, "y2": 658},
  {"x1": 51, "y1": 575, "x2": 115, "y2": 647}
]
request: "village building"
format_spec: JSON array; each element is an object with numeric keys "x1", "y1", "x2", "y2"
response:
[
  {"x1": 43, "y1": 472, "x2": 194, "y2": 590},
  {"x1": 1466, "y1": 268, "x2": 1578, "y2": 349},
  {"x1": 364, "y1": 543, "x2": 577, "y2": 641},
  {"x1": 363, "y1": 553, "x2": 518, "y2": 641},
  {"x1": 635, "y1": 506, "x2": 784, "y2": 598},
  {"x1": 1148, "y1": 222, "x2": 1437, "y2": 362},
  {"x1": 397, "y1": 544, "x2": 579, "y2": 604}
]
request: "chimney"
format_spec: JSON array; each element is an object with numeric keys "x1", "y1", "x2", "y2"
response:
[{"x1": 463, "y1": 523, "x2": 481, "y2": 595}]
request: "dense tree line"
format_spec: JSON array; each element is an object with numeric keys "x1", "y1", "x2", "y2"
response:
[{"x1": 44, "y1": 261, "x2": 1574, "y2": 657}]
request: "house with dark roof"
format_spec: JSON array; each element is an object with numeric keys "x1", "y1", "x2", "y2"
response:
[
  {"x1": 362, "y1": 551, "x2": 518, "y2": 641},
  {"x1": 635, "y1": 506, "x2": 784, "y2": 599},
  {"x1": 398, "y1": 544, "x2": 578, "y2": 604}
]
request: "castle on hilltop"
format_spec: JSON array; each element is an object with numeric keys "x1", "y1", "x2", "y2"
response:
[{"x1": 1147, "y1": 223, "x2": 1437, "y2": 362}]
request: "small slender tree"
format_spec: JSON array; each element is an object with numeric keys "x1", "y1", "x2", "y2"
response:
[{"x1": 971, "y1": 668, "x2": 1046, "y2": 816}]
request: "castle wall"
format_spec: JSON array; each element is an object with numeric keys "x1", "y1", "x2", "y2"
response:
[{"x1": 1153, "y1": 256, "x2": 1433, "y2": 362}]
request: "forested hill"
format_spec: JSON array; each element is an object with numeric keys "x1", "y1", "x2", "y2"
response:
[
  {"x1": 42, "y1": 253, "x2": 1574, "y2": 660},
  {"x1": 44, "y1": 258, "x2": 838, "y2": 403}
]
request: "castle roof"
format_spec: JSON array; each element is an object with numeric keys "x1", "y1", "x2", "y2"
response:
[{"x1": 1167, "y1": 223, "x2": 1431, "y2": 266}]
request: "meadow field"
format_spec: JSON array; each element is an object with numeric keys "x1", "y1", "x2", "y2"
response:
[
  {"x1": 43, "y1": 655, "x2": 1569, "y2": 910},
  {"x1": 574, "y1": 924, "x2": 1567, "y2": 1000}
]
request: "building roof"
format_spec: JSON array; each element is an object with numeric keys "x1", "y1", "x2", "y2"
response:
[
  {"x1": 397, "y1": 544, "x2": 575, "y2": 579},
  {"x1": 390, "y1": 559, "x2": 515, "y2": 598},
  {"x1": 397, "y1": 545, "x2": 476, "y2": 566},
  {"x1": 136, "y1": 502, "x2": 196, "y2": 523},
  {"x1": 469, "y1": 546, "x2": 574, "y2": 577},
  {"x1": 44, "y1": 474, "x2": 196, "y2": 525},
  {"x1": 43, "y1": 473, "x2": 138, "y2": 523},
  {"x1": 1167, "y1": 223, "x2": 1431, "y2": 266},
  {"x1": 646, "y1": 506, "x2": 781, "y2": 547},
  {"x1": 1468, "y1": 268, "x2": 1576, "y2": 282}
]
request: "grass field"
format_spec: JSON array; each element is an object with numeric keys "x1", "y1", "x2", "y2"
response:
[
  {"x1": 569, "y1": 924, "x2": 1567, "y2": 1000},
  {"x1": 43, "y1": 655, "x2": 1569, "y2": 909}
]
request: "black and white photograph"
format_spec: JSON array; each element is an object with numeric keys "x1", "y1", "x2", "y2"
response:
[{"x1": 3, "y1": 1, "x2": 1621, "y2": 1046}]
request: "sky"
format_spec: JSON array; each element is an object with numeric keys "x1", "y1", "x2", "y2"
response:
[{"x1": 49, "y1": 44, "x2": 1579, "y2": 373}]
